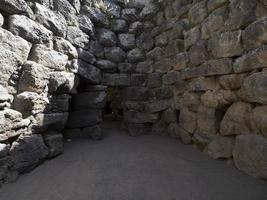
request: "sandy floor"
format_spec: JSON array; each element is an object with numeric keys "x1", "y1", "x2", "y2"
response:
[{"x1": 0, "y1": 122, "x2": 266, "y2": 200}]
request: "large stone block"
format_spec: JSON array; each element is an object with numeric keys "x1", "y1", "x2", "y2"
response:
[
  {"x1": 182, "y1": 58, "x2": 232, "y2": 79},
  {"x1": 127, "y1": 48, "x2": 146, "y2": 63},
  {"x1": 0, "y1": 27, "x2": 31, "y2": 86},
  {"x1": 233, "y1": 134, "x2": 267, "y2": 179},
  {"x1": 29, "y1": 44, "x2": 68, "y2": 71},
  {"x1": 220, "y1": 102, "x2": 253, "y2": 136},
  {"x1": 19, "y1": 61, "x2": 50, "y2": 93},
  {"x1": 97, "y1": 28, "x2": 117, "y2": 47},
  {"x1": 184, "y1": 26, "x2": 201, "y2": 50},
  {"x1": 234, "y1": 46, "x2": 267, "y2": 73},
  {"x1": 218, "y1": 74, "x2": 245, "y2": 90},
  {"x1": 208, "y1": 30, "x2": 243, "y2": 58},
  {"x1": 77, "y1": 14, "x2": 94, "y2": 36},
  {"x1": 124, "y1": 110, "x2": 159, "y2": 123},
  {"x1": 188, "y1": 0, "x2": 208, "y2": 26},
  {"x1": 49, "y1": 71, "x2": 77, "y2": 94},
  {"x1": 102, "y1": 73, "x2": 130, "y2": 87},
  {"x1": 239, "y1": 72, "x2": 267, "y2": 104},
  {"x1": 104, "y1": 47, "x2": 126, "y2": 63},
  {"x1": 53, "y1": 37, "x2": 78, "y2": 59},
  {"x1": 71, "y1": 91, "x2": 107, "y2": 110},
  {"x1": 123, "y1": 87, "x2": 149, "y2": 101},
  {"x1": 251, "y1": 106, "x2": 267, "y2": 138},
  {"x1": 179, "y1": 107, "x2": 197, "y2": 134},
  {"x1": 32, "y1": 112, "x2": 69, "y2": 132},
  {"x1": 43, "y1": 133, "x2": 63, "y2": 158},
  {"x1": 188, "y1": 40, "x2": 209, "y2": 66},
  {"x1": 118, "y1": 33, "x2": 136, "y2": 50},
  {"x1": 10, "y1": 135, "x2": 48, "y2": 173},
  {"x1": 66, "y1": 26, "x2": 90, "y2": 48},
  {"x1": 95, "y1": 59, "x2": 117, "y2": 73},
  {"x1": 77, "y1": 60, "x2": 101, "y2": 84},
  {"x1": 35, "y1": 3, "x2": 67, "y2": 37},
  {"x1": 145, "y1": 100, "x2": 170, "y2": 113},
  {"x1": 0, "y1": 0, "x2": 34, "y2": 17},
  {"x1": 67, "y1": 109, "x2": 102, "y2": 128},
  {"x1": 53, "y1": 0, "x2": 77, "y2": 24},
  {"x1": 81, "y1": 6, "x2": 109, "y2": 27},
  {"x1": 188, "y1": 77, "x2": 220, "y2": 92},
  {"x1": 8, "y1": 15, "x2": 53, "y2": 44}
]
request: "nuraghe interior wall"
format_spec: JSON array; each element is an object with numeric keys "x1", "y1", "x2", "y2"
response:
[{"x1": 1, "y1": 0, "x2": 267, "y2": 185}]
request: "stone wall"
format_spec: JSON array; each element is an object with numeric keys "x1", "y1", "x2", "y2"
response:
[{"x1": 0, "y1": 0, "x2": 267, "y2": 185}]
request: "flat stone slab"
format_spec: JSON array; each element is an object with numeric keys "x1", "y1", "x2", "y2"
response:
[{"x1": 0, "y1": 122, "x2": 266, "y2": 200}]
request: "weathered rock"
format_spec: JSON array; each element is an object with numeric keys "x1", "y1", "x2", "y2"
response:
[
  {"x1": 66, "y1": 26, "x2": 89, "y2": 48},
  {"x1": 53, "y1": 37, "x2": 78, "y2": 59},
  {"x1": 32, "y1": 112, "x2": 68, "y2": 132},
  {"x1": 0, "y1": 27, "x2": 31, "y2": 86},
  {"x1": 19, "y1": 61, "x2": 50, "y2": 93},
  {"x1": 118, "y1": 63, "x2": 134, "y2": 73},
  {"x1": 10, "y1": 135, "x2": 48, "y2": 173},
  {"x1": 77, "y1": 60, "x2": 101, "y2": 84},
  {"x1": 188, "y1": 40, "x2": 209, "y2": 66},
  {"x1": 172, "y1": 53, "x2": 189, "y2": 71},
  {"x1": 81, "y1": 6, "x2": 109, "y2": 27},
  {"x1": 179, "y1": 107, "x2": 197, "y2": 134},
  {"x1": 77, "y1": 48, "x2": 96, "y2": 64},
  {"x1": 0, "y1": 85, "x2": 12, "y2": 103},
  {"x1": 104, "y1": 47, "x2": 126, "y2": 63},
  {"x1": 49, "y1": 71, "x2": 77, "y2": 94},
  {"x1": 77, "y1": 14, "x2": 94, "y2": 35},
  {"x1": 250, "y1": 106, "x2": 267, "y2": 138},
  {"x1": 209, "y1": 30, "x2": 243, "y2": 58},
  {"x1": 89, "y1": 40, "x2": 105, "y2": 58},
  {"x1": 188, "y1": 77, "x2": 219, "y2": 92},
  {"x1": 234, "y1": 46, "x2": 267, "y2": 73},
  {"x1": 97, "y1": 28, "x2": 117, "y2": 47},
  {"x1": 127, "y1": 48, "x2": 145, "y2": 63},
  {"x1": 218, "y1": 74, "x2": 245, "y2": 90},
  {"x1": 233, "y1": 134, "x2": 267, "y2": 179},
  {"x1": 147, "y1": 72, "x2": 162, "y2": 88},
  {"x1": 29, "y1": 44, "x2": 68, "y2": 71},
  {"x1": 145, "y1": 100, "x2": 170, "y2": 113},
  {"x1": 13, "y1": 92, "x2": 47, "y2": 117},
  {"x1": 205, "y1": 135, "x2": 235, "y2": 159},
  {"x1": 0, "y1": 143, "x2": 9, "y2": 158},
  {"x1": 111, "y1": 19, "x2": 128, "y2": 33},
  {"x1": 121, "y1": 8, "x2": 137, "y2": 22},
  {"x1": 136, "y1": 32, "x2": 154, "y2": 51},
  {"x1": 67, "y1": 109, "x2": 102, "y2": 128},
  {"x1": 71, "y1": 91, "x2": 107, "y2": 110},
  {"x1": 0, "y1": 0, "x2": 34, "y2": 17},
  {"x1": 188, "y1": 0, "x2": 207, "y2": 26},
  {"x1": 95, "y1": 59, "x2": 117, "y2": 73},
  {"x1": 102, "y1": 73, "x2": 130, "y2": 86},
  {"x1": 34, "y1": 3, "x2": 67, "y2": 37},
  {"x1": 118, "y1": 34, "x2": 136, "y2": 50},
  {"x1": 43, "y1": 133, "x2": 63, "y2": 158},
  {"x1": 8, "y1": 15, "x2": 53, "y2": 44},
  {"x1": 182, "y1": 58, "x2": 232, "y2": 80},
  {"x1": 239, "y1": 72, "x2": 267, "y2": 104},
  {"x1": 184, "y1": 26, "x2": 201, "y2": 50},
  {"x1": 220, "y1": 102, "x2": 253, "y2": 136},
  {"x1": 53, "y1": 0, "x2": 77, "y2": 24}
]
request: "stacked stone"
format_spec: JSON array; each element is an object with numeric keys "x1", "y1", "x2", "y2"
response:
[
  {"x1": 147, "y1": 0, "x2": 267, "y2": 179},
  {"x1": 0, "y1": 0, "x2": 83, "y2": 184}
]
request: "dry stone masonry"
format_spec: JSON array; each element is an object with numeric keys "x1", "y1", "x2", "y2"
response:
[{"x1": 1, "y1": 0, "x2": 267, "y2": 185}]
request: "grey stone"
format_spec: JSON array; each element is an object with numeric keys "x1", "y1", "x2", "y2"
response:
[
  {"x1": 145, "y1": 100, "x2": 170, "y2": 113},
  {"x1": 49, "y1": 71, "x2": 77, "y2": 94},
  {"x1": 102, "y1": 73, "x2": 130, "y2": 87},
  {"x1": 71, "y1": 91, "x2": 107, "y2": 110},
  {"x1": 233, "y1": 134, "x2": 267, "y2": 179},
  {"x1": 89, "y1": 40, "x2": 105, "y2": 58},
  {"x1": 0, "y1": 13, "x2": 4, "y2": 27},
  {"x1": 45, "y1": 94, "x2": 70, "y2": 113},
  {"x1": 147, "y1": 72, "x2": 162, "y2": 88},
  {"x1": 124, "y1": 110, "x2": 159, "y2": 123},
  {"x1": 34, "y1": 3, "x2": 67, "y2": 37},
  {"x1": 205, "y1": 135, "x2": 235, "y2": 159},
  {"x1": 129, "y1": 21, "x2": 143, "y2": 35},
  {"x1": 95, "y1": 59, "x2": 117, "y2": 73},
  {"x1": 127, "y1": 48, "x2": 145, "y2": 63},
  {"x1": 19, "y1": 61, "x2": 50, "y2": 93},
  {"x1": 121, "y1": 8, "x2": 137, "y2": 22},
  {"x1": 0, "y1": 85, "x2": 12, "y2": 103},
  {"x1": 43, "y1": 133, "x2": 63, "y2": 158},
  {"x1": 0, "y1": 0, "x2": 34, "y2": 17},
  {"x1": 29, "y1": 44, "x2": 68, "y2": 71},
  {"x1": 240, "y1": 72, "x2": 267, "y2": 104},
  {"x1": 81, "y1": 6, "x2": 109, "y2": 27},
  {"x1": 77, "y1": 60, "x2": 101, "y2": 84},
  {"x1": 209, "y1": 30, "x2": 243, "y2": 58},
  {"x1": 8, "y1": 15, "x2": 53, "y2": 44},
  {"x1": 77, "y1": 14, "x2": 94, "y2": 36},
  {"x1": 136, "y1": 33, "x2": 154, "y2": 51},
  {"x1": 77, "y1": 48, "x2": 96, "y2": 64},
  {"x1": 123, "y1": 87, "x2": 149, "y2": 101},
  {"x1": 0, "y1": 143, "x2": 9, "y2": 158},
  {"x1": 118, "y1": 63, "x2": 134, "y2": 73},
  {"x1": 13, "y1": 92, "x2": 47, "y2": 117},
  {"x1": 104, "y1": 47, "x2": 126, "y2": 63},
  {"x1": 98, "y1": 28, "x2": 117, "y2": 47},
  {"x1": 66, "y1": 26, "x2": 89, "y2": 48},
  {"x1": 110, "y1": 19, "x2": 128, "y2": 33},
  {"x1": 118, "y1": 34, "x2": 136, "y2": 50},
  {"x1": 32, "y1": 113, "x2": 69, "y2": 132},
  {"x1": 188, "y1": 0, "x2": 207, "y2": 26},
  {"x1": 10, "y1": 135, "x2": 48, "y2": 173},
  {"x1": 67, "y1": 109, "x2": 102, "y2": 128},
  {"x1": 53, "y1": 37, "x2": 78, "y2": 59},
  {"x1": 53, "y1": 0, "x2": 77, "y2": 24}
]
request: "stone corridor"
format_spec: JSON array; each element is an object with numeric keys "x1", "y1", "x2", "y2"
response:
[{"x1": 0, "y1": 122, "x2": 266, "y2": 200}]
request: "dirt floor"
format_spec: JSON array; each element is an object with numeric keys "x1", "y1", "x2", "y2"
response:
[{"x1": 0, "y1": 122, "x2": 266, "y2": 200}]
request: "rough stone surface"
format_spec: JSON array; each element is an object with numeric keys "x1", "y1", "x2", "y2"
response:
[{"x1": 233, "y1": 134, "x2": 267, "y2": 179}]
